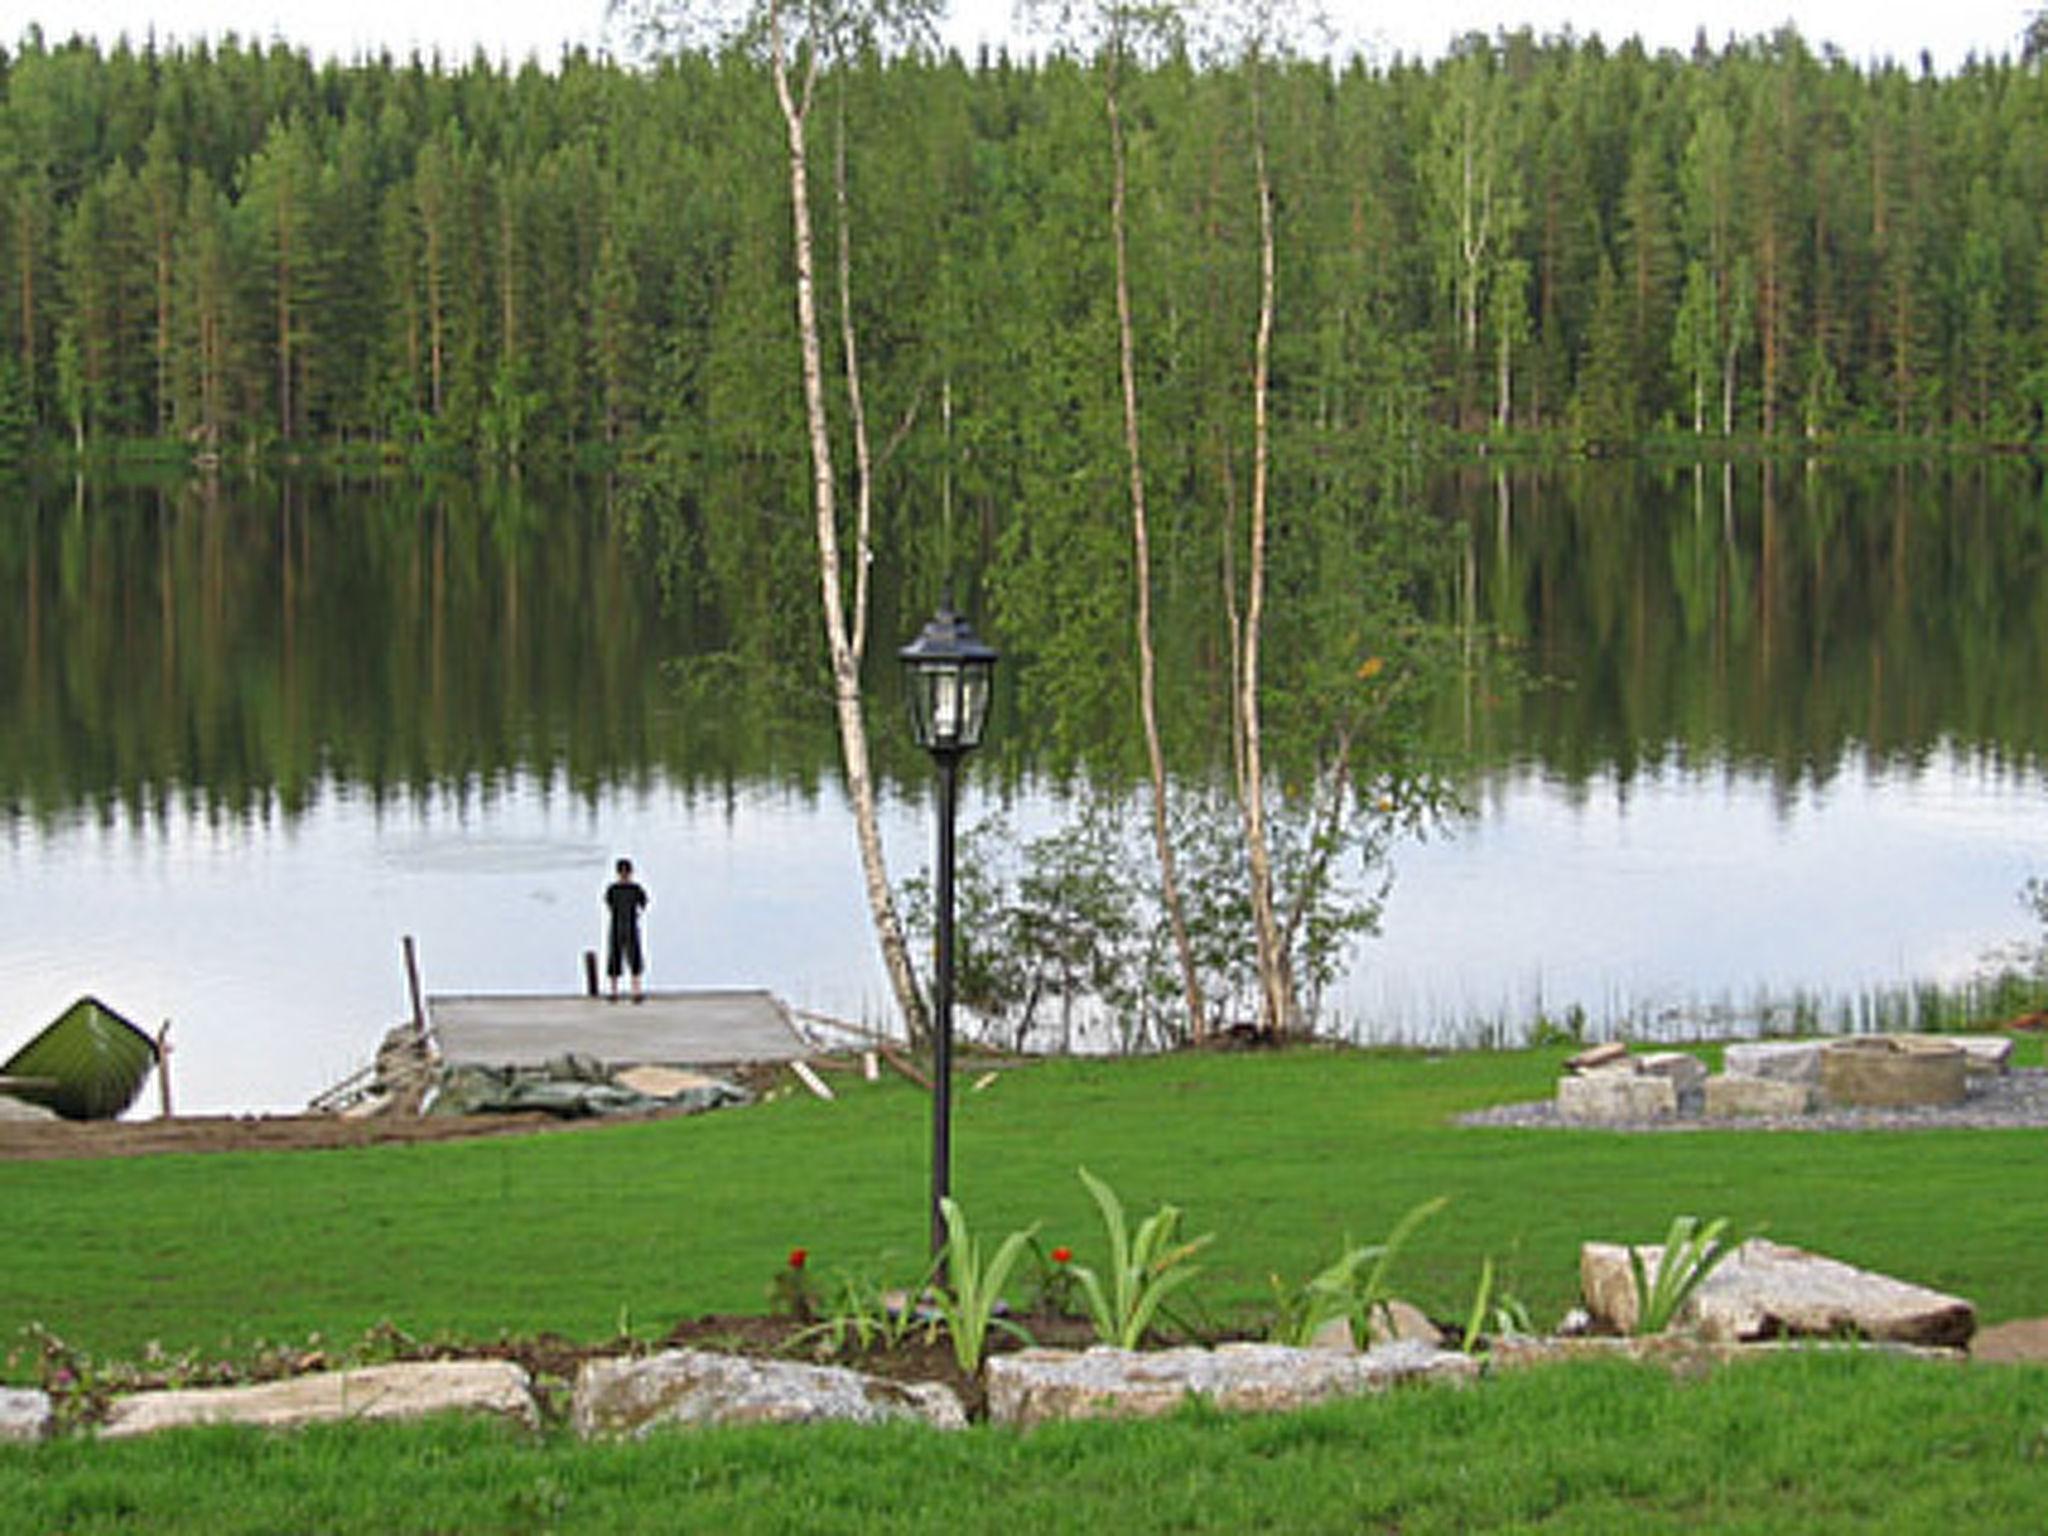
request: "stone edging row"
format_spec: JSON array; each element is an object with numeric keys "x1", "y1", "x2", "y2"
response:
[{"x1": 2, "y1": 1341, "x2": 1487, "y2": 1443}]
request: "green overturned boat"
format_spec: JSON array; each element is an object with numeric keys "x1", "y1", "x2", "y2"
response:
[{"x1": 0, "y1": 996, "x2": 160, "y2": 1120}]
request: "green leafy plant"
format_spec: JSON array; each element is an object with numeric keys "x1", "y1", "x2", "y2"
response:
[
  {"x1": 1458, "y1": 1256, "x2": 1534, "y2": 1354},
  {"x1": 1266, "y1": 1197, "x2": 1446, "y2": 1348},
  {"x1": 1020, "y1": 1237, "x2": 1084, "y2": 1318},
  {"x1": 929, "y1": 1197, "x2": 1039, "y2": 1374},
  {"x1": 793, "y1": 1260, "x2": 941, "y2": 1359},
  {"x1": 1627, "y1": 1216, "x2": 1739, "y2": 1336},
  {"x1": 1068, "y1": 1167, "x2": 1215, "y2": 1350}
]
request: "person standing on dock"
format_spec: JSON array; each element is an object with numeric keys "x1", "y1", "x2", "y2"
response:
[{"x1": 604, "y1": 857, "x2": 650, "y2": 1002}]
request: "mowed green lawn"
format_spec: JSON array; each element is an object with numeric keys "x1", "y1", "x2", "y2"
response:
[
  {"x1": 5, "y1": 1042, "x2": 2044, "y2": 1362},
  {"x1": 5, "y1": 1045, "x2": 2048, "y2": 1534}
]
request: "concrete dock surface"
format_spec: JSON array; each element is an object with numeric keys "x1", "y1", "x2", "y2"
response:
[{"x1": 427, "y1": 989, "x2": 810, "y2": 1069}]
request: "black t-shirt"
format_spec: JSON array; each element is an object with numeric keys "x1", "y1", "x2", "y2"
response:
[{"x1": 605, "y1": 879, "x2": 647, "y2": 934}]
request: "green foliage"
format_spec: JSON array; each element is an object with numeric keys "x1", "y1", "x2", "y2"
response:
[
  {"x1": 793, "y1": 1259, "x2": 941, "y2": 1358},
  {"x1": 1068, "y1": 1166, "x2": 1215, "y2": 1350},
  {"x1": 10, "y1": 1349, "x2": 2048, "y2": 1529},
  {"x1": 1266, "y1": 1197, "x2": 1446, "y2": 1348},
  {"x1": 0, "y1": 34, "x2": 2040, "y2": 467},
  {"x1": 4, "y1": 1046, "x2": 2048, "y2": 1381},
  {"x1": 1627, "y1": 1215, "x2": 1740, "y2": 1336},
  {"x1": 1458, "y1": 1256, "x2": 1535, "y2": 1354},
  {"x1": 929, "y1": 1196, "x2": 1039, "y2": 1374}
]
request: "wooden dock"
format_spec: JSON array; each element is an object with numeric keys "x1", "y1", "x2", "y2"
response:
[{"x1": 426, "y1": 988, "x2": 810, "y2": 1070}]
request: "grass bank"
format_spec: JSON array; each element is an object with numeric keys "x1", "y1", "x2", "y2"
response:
[
  {"x1": 4, "y1": 1043, "x2": 2044, "y2": 1369},
  {"x1": 6, "y1": 1045, "x2": 2048, "y2": 1531},
  {"x1": 4, "y1": 1353, "x2": 2047, "y2": 1532}
]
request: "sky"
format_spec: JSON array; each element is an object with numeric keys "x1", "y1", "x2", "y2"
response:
[{"x1": 1, "y1": 0, "x2": 2039, "y2": 75}]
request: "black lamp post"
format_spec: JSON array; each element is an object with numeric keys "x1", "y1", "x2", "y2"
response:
[{"x1": 899, "y1": 600, "x2": 998, "y2": 1257}]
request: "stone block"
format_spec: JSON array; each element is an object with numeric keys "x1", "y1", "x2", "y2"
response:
[
  {"x1": 1556, "y1": 1071, "x2": 1677, "y2": 1125},
  {"x1": 1821, "y1": 1036, "x2": 1967, "y2": 1108},
  {"x1": 571, "y1": 1350, "x2": 966, "y2": 1437},
  {"x1": 1906, "y1": 1034, "x2": 2012, "y2": 1077},
  {"x1": 983, "y1": 1343, "x2": 1477, "y2": 1430},
  {"x1": 0, "y1": 1388, "x2": 51, "y2": 1443},
  {"x1": 1581, "y1": 1237, "x2": 1974, "y2": 1347},
  {"x1": 100, "y1": 1361, "x2": 539, "y2": 1440},
  {"x1": 1703, "y1": 1074, "x2": 1812, "y2": 1118},
  {"x1": 1722, "y1": 1041, "x2": 1825, "y2": 1086},
  {"x1": 1638, "y1": 1052, "x2": 1708, "y2": 1112}
]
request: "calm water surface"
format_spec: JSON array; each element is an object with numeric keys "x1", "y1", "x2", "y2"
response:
[{"x1": 2, "y1": 463, "x2": 2044, "y2": 1111}]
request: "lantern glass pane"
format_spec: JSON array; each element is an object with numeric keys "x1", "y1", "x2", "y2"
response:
[
  {"x1": 959, "y1": 664, "x2": 992, "y2": 749},
  {"x1": 930, "y1": 664, "x2": 964, "y2": 745}
]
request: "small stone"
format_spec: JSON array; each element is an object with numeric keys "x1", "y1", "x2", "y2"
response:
[
  {"x1": 1367, "y1": 1299, "x2": 1446, "y2": 1349},
  {"x1": 1703, "y1": 1074, "x2": 1813, "y2": 1118},
  {"x1": 1557, "y1": 1071, "x2": 1677, "y2": 1124},
  {"x1": 1305, "y1": 1299, "x2": 1445, "y2": 1352}
]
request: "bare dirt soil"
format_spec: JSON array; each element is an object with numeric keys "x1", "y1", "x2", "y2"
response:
[{"x1": 0, "y1": 1108, "x2": 698, "y2": 1162}]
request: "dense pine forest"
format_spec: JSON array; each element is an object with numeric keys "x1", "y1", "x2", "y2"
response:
[{"x1": 3, "y1": 23, "x2": 2046, "y2": 475}]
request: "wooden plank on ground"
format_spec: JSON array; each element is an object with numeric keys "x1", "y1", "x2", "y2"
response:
[{"x1": 789, "y1": 1060, "x2": 836, "y2": 1102}]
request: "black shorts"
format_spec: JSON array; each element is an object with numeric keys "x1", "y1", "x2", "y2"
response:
[{"x1": 607, "y1": 928, "x2": 644, "y2": 977}]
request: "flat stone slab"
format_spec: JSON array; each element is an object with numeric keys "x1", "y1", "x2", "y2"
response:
[
  {"x1": 983, "y1": 1342, "x2": 1477, "y2": 1429},
  {"x1": 1490, "y1": 1335, "x2": 1967, "y2": 1372},
  {"x1": 99, "y1": 1361, "x2": 539, "y2": 1440},
  {"x1": 571, "y1": 1350, "x2": 966, "y2": 1436},
  {"x1": 429, "y1": 989, "x2": 808, "y2": 1069},
  {"x1": 0, "y1": 1387, "x2": 51, "y2": 1442},
  {"x1": 1581, "y1": 1237, "x2": 1975, "y2": 1347}
]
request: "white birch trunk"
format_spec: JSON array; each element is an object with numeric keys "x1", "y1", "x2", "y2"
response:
[
  {"x1": 1238, "y1": 84, "x2": 1295, "y2": 1038},
  {"x1": 1109, "y1": 56, "x2": 1208, "y2": 1045},
  {"x1": 772, "y1": 18, "x2": 929, "y2": 1044}
]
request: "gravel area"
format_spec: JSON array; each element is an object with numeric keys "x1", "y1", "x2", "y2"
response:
[{"x1": 1457, "y1": 1067, "x2": 2048, "y2": 1132}]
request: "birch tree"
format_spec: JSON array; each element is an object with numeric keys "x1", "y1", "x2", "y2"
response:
[
  {"x1": 614, "y1": 0, "x2": 936, "y2": 1042},
  {"x1": 1022, "y1": 0, "x2": 1211, "y2": 1044}
]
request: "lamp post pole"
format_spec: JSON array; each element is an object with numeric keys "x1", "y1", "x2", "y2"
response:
[
  {"x1": 929, "y1": 742, "x2": 960, "y2": 1258},
  {"x1": 898, "y1": 600, "x2": 998, "y2": 1261}
]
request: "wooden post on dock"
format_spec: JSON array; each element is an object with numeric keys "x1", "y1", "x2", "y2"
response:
[
  {"x1": 583, "y1": 950, "x2": 600, "y2": 998},
  {"x1": 155, "y1": 1021, "x2": 174, "y2": 1119},
  {"x1": 403, "y1": 935, "x2": 427, "y2": 1045}
]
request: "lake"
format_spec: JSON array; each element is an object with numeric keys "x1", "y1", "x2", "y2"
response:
[{"x1": 2, "y1": 460, "x2": 2044, "y2": 1112}]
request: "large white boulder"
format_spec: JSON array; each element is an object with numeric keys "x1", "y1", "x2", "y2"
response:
[
  {"x1": 1580, "y1": 1237, "x2": 1974, "y2": 1347},
  {"x1": 984, "y1": 1342, "x2": 1477, "y2": 1430},
  {"x1": 0, "y1": 1388, "x2": 51, "y2": 1442},
  {"x1": 100, "y1": 1361, "x2": 539, "y2": 1440},
  {"x1": 571, "y1": 1350, "x2": 966, "y2": 1437}
]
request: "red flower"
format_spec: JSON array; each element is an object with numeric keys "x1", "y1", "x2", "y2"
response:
[
  {"x1": 787, "y1": 1247, "x2": 808, "y2": 1270},
  {"x1": 1051, "y1": 1246, "x2": 1073, "y2": 1265}
]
